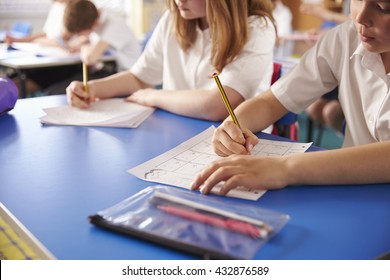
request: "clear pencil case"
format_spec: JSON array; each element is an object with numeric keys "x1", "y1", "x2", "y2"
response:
[{"x1": 89, "y1": 185, "x2": 290, "y2": 259}]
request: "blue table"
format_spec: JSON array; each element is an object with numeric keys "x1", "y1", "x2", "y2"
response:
[{"x1": 1, "y1": 95, "x2": 389, "y2": 260}]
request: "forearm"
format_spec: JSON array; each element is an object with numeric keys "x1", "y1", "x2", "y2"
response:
[
  {"x1": 141, "y1": 87, "x2": 244, "y2": 121},
  {"x1": 324, "y1": 11, "x2": 349, "y2": 24},
  {"x1": 286, "y1": 141, "x2": 390, "y2": 185},
  {"x1": 8, "y1": 32, "x2": 45, "y2": 43},
  {"x1": 34, "y1": 36, "x2": 62, "y2": 47},
  {"x1": 150, "y1": 89, "x2": 225, "y2": 120},
  {"x1": 90, "y1": 71, "x2": 148, "y2": 99},
  {"x1": 234, "y1": 89, "x2": 288, "y2": 132},
  {"x1": 81, "y1": 41, "x2": 109, "y2": 65}
]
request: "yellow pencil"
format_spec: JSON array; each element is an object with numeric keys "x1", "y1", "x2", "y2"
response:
[
  {"x1": 82, "y1": 63, "x2": 89, "y2": 95},
  {"x1": 212, "y1": 73, "x2": 240, "y2": 128}
]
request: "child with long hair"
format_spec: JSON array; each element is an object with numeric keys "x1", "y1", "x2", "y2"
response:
[{"x1": 66, "y1": 0, "x2": 276, "y2": 121}]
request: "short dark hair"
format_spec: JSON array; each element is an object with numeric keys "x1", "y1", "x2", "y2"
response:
[{"x1": 64, "y1": 0, "x2": 98, "y2": 33}]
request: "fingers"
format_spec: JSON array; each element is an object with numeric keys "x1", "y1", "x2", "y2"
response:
[
  {"x1": 125, "y1": 88, "x2": 155, "y2": 107},
  {"x1": 191, "y1": 159, "x2": 257, "y2": 196},
  {"x1": 213, "y1": 133, "x2": 246, "y2": 156},
  {"x1": 191, "y1": 156, "x2": 250, "y2": 195},
  {"x1": 125, "y1": 94, "x2": 143, "y2": 107},
  {"x1": 213, "y1": 122, "x2": 249, "y2": 156},
  {"x1": 5, "y1": 37, "x2": 12, "y2": 45},
  {"x1": 218, "y1": 173, "x2": 251, "y2": 196},
  {"x1": 124, "y1": 94, "x2": 135, "y2": 103},
  {"x1": 243, "y1": 129, "x2": 259, "y2": 153},
  {"x1": 66, "y1": 81, "x2": 94, "y2": 108},
  {"x1": 200, "y1": 166, "x2": 240, "y2": 195},
  {"x1": 190, "y1": 158, "x2": 231, "y2": 193}
]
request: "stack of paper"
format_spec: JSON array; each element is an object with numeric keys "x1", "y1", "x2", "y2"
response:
[{"x1": 40, "y1": 99, "x2": 155, "y2": 128}]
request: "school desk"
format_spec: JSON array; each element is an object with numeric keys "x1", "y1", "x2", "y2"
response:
[
  {"x1": 1, "y1": 95, "x2": 389, "y2": 260},
  {"x1": 0, "y1": 44, "x2": 115, "y2": 98}
]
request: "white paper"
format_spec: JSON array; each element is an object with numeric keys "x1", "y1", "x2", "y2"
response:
[
  {"x1": 40, "y1": 99, "x2": 155, "y2": 128},
  {"x1": 10, "y1": 42, "x2": 79, "y2": 58},
  {"x1": 128, "y1": 126, "x2": 312, "y2": 200}
]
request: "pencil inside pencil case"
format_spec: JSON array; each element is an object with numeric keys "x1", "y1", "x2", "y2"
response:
[
  {"x1": 89, "y1": 185, "x2": 289, "y2": 260},
  {"x1": 148, "y1": 192, "x2": 273, "y2": 239}
]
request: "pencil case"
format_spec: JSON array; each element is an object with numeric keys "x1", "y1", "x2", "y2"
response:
[
  {"x1": 89, "y1": 185, "x2": 290, "y2": 260},
  {"x1": 0, "y1": 77, "x2": 18, "y2": 116}
]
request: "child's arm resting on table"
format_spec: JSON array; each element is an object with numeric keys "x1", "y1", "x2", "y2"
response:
[
  {"x1": 191, "y1": 138, "x2": 390, "y2": 196},
  {"x1": 66, "y1": 71, "x2": 151, "y2": 108},
  {"x1": 191, "y1": 89, "x2": 390, "y2": 195}
]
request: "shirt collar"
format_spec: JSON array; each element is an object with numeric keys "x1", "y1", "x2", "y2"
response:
[
  {"x1": 351, "y1": 42, "x2": 367, "y2": 59},
  {"x1": 351, "y1": 42, "x2": 384, "y2": 74}
]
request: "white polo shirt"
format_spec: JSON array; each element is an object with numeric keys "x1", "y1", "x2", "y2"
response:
[
  {"x1": 42, "y1": 2, "x2": 66, "y2": 39},
  {"x1": 272, "y1": 1, "x2": 293, "y2": 37},
  {"x1": 271, "y1": 20, "x2": 390, "y2": 147},
  {"x1": 91, "y1": 11, "x2": 141, "y2": 71},
  {"x1": 131, "y1": 11, "x2": 276, "y2": 100}
]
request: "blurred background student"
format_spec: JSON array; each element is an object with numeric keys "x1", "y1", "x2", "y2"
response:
[
  {"x1": 300, "y1": 0, "x2": 350, "y2": 134},
  {"x1": 271, "y1": 0, "x2": 293, "y2": 59},
  {"x1": 5, "y1": 0, "x2": 82, "y2": 96},
  {"x1": 66, "y1": 0, "x2": 277, "y2": 122},
  {"x1": 300, "y1": 0, "x2": 350, "y2": 33},
  {"x1": 271, "y1": 0, "x2": 293, "y2": 37},
  {"x1": 44, "y1": 0, "x2": 141, "y2": 95},
  {"x1": 5, "y1": 0, "x2": 71, "y2": 47}
]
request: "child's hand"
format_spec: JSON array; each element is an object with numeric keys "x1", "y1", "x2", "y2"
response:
[
  {"x1": 66, "y1": 81, "x2": 96, "y2": 108},
  {"x1": 212, "y1": 120, "x2": 259, "y2": 156}
]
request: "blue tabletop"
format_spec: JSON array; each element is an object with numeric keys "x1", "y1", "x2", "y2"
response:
[{"x1": 1, "y1": 95, "x2": 389, "y2": 260}]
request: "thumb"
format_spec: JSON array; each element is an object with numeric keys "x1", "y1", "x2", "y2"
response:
[{"x1": 243, "y1": 130, "x2": 259, "y2": 152}]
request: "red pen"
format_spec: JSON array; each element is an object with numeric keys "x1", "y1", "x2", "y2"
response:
[{"x1": 157, "y1": 205, "x2": 269, "y2": 238}]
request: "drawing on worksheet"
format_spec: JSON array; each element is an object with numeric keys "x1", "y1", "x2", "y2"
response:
[{"x1": 128, "y1": 126, "x2": 312, "y2": 201}]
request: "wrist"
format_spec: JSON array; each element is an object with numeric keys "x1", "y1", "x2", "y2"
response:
[
  {"x1": 283, "y1": 154, "x2": 301, "y2": 185},
  {"x1": 88, "y1": 81, "x2": 98, "y2": 98},
  {"x1": 56, "y1": 36, "x2": 66, "y2": 47},
  {"x1": 146, "y1": 89, "x2": 158, "y2": 107},
  {"x1": 324, "y1": 10, "x2": 334, "y2": 22}
]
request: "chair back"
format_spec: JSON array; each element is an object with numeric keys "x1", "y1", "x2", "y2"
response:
[
  {"x1": 271, "y1": 62, "x2": 282, "y2": 85},
  {"x1": 10, "y1": 21, "x2": 32, "y2": 38},
  {"x1": 272, "y1": 62, "x2": 298, "y2": 140}
]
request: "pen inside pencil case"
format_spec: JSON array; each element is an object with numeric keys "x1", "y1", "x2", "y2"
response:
[{"x1": 149, "y1": 192, "x2": 272, "y2": 238}]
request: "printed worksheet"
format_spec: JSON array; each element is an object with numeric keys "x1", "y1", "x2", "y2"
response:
[{"x1": 128, "y1": 126, "x2": 312, "y2": 200}]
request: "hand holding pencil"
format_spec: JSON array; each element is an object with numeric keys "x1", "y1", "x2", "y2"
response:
[
  {"x1": 211, "y1": 73, "x2": 258, "y2": 156},
  {"x1": 65, "y1": 64, "x2": 95, "y2": 108}
]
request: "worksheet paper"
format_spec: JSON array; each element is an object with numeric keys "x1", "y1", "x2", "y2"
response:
[
  {"x1": 40, "y1": 99, "x2": 155, "y2": 128},
  {"x1": 128, "y1": 126, "x2": 312, "y2": 200}
]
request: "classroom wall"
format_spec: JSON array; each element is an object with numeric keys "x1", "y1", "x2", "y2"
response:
[
  {"x1": 282, "y1": 0, "x2": 344, "y2": 30},
  {"x1": 129, "y1": 0, "x2": 166, "y2": 39},
  {"x1": 0, "y1": 0, "x2": 166, "y2": 40},
  {"x1": 0, "y1": 0, "x2": 51, "y2": 33}
]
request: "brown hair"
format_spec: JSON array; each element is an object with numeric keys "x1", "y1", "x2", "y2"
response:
[
  {"x1": 64, "y1": 0, "x2": 99, "y2": 33},
  {"x1": 167, "y1": 0, "x2": 276, "y2": 73}
]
